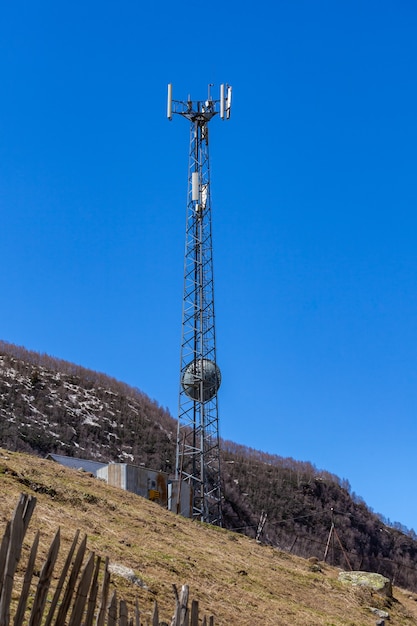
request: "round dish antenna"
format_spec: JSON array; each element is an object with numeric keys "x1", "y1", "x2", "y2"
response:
[{"x1": 181, "y1": 359, "x2": 221, "y2": 402}]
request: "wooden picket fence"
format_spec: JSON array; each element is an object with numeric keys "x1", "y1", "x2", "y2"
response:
[{"x1": 0, "y1": 493, "x2": 215, "y2": 625}]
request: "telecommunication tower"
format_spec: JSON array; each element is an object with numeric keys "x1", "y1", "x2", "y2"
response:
[{"x1": 168, "y1": 83, "x2": 232, "y2": 525}]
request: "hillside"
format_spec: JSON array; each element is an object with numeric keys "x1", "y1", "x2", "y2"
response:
[
  {"x1": 1, "y1": 339, "x2": 417, "y2": 593},
  {"x1": 1, "y1": 449, "x2": 417, "y2": 625}
]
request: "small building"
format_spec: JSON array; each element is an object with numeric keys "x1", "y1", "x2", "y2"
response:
[
  {"x1": 97, "y1": 463, "x2": 169, "y2": 508},
  {"x1": 46, "y1": 453, "x2": 192, "y2": 518}
]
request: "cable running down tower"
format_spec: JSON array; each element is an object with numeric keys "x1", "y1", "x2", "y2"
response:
[{"x1": 168, "y1": 83, "x2": 232, "y2": 525}]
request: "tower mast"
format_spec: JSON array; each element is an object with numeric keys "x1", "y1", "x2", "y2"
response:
[{"x1": 168, "y1": 83, "x2": 232, "y2": 524}]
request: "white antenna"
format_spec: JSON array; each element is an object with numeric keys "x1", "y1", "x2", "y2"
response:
[
  {"x1": 220, "y1": 84, "x2": 225, "y2": 119},
  {"x1": 226, "y1": 85, "x2": 232, "y2": 119},
  {"x1": 191, "y1": 172, "x2": 199, "y2": 201},
  {"x1": 167, "y1": 83, "x2": 173, "y2": 120},
  {"x1": 167, "y1": 83, "x2": 232, "y2": 122}
]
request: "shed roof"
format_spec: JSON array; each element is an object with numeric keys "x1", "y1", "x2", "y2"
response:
[{"x1": 46, "y1": 453, "x2": 108, "y2": 476}]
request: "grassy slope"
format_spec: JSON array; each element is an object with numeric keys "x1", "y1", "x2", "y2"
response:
[{"x1": 0, "y1": 449, "x2": 416, "y2": 626}]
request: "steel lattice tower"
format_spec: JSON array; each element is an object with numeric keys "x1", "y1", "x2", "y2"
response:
[{"x1": 168, "y1": 83, "x2": 232, "y2": 524}]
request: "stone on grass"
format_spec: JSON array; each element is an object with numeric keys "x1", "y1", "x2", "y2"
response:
[
  {"x1": 369, "y1": 607, "x2": 389, "y2": 619},
  {"x1": 338, "y1": 571, "x2": 392, "y2": 597}
]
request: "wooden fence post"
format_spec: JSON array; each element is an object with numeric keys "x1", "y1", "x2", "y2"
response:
[
  {"x1": 107, "y1": 589, "x2": 118, "y2": 626},
  {"x1": 54, "y1": 533, "x2": 87, "y2": 625},
  {"x1": 119, "y1": 599, "x2": 128, "y2": 626},
  {"x1": 0, "y1": 521, "x2": 11, "y2": 599},
  {"x1": 152, "y1": 600, "x2": 159, "y2": 626},
  {"x1": 172, "y1": 584, "x2": 189, "y2": 626},
  {"x1": 28, "y1": 528, "x2": 60, "y2": 626},
  {"x1": 13, "y1": 530, "x2": 40, "y2": 626},
  {"x1": 68, "y1": 551, "x2": 96, "y2": 626},
  {"x1": 135, "y1": 597, "x2": 141, "y2": 626},
  {"x1": 84, "y1": 555, "x2": 101, "y2": 626},
  {"x1": 190, "y1": 599, "x2": 199, "y2": 626},
  {"x1": 44, "y1": 528, "x2": 81, "y2": 626},
  {"x1": 95, "y1": 556, "x2": 110, "y2": 626},
  {"x1": 0, "y1": 494, "x2": 36, "y2": 626}
]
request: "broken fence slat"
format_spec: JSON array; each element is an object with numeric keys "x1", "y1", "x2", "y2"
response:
[
  {"x1": 107, "y1": 589, "x2": 118, "y2": 626},
  {"x1": 190, "y1": 600, "x2": 199, "y2": 626},
  {"x1": 84, "y1": 554, "x2": 101, "y2": 626},
  {"x1": 179, "y1": 585, "x2": 189, "y2": 626},
  {"x1": 119, "y1": 599, "x2": 129, "y2": 626},
  {"x1": 54, "y1": 533, "x2": 88, "y2": 625},
  {"x1": 152, "y1": 600, "x2": 159, "y2": 626},
  {"x1": 0, "y1": 494, "x2": 34, "y2": 626},
  {"x1": 13, "y1": 530, "x2": 40, "y2": 626},
  {"x1": 134, "y1": 597, "x2": 141, "y2": 626},
  {"x1": 0, "y1": 521, "x2": 11, "y2": 599},
  {"x1": 172, "y1": 584, "x2": 189, "y2": 626},
  {"x1": 68, "y1": 551, "x2": 96, "y2": 626},
  {"x1": 44, "y1": 528, "x2": 81, "y2": 626},
  {"x1": 21, "y1": 494, "x2": 36, "y2": 536},
  {"x1": 28, "y1": 527, "x2": 60, "y2": 626},
  {"x1": 95, "y1": 556, "x2": 110, "y2": 626}
]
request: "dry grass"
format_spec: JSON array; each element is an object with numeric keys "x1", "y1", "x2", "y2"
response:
[{"x1": 0, "y1": 448, "x2": 416, "y2": 625}]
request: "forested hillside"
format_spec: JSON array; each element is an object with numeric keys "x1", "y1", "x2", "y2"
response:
[{"x1": 1, "y1": 339, "x2": 417, "y2": 591}]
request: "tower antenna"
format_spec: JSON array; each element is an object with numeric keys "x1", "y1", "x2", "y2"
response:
[{"x1": 168, "y1": 83, "x2": 232, "y2": 524}]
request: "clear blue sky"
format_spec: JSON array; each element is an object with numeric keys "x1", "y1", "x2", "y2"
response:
[{"x1": 1, "y1": 1, "x2": 417, "y2": 531}]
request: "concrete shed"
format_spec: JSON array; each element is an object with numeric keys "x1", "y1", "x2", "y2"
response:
[{"x1": 97, "y1": 463, "x2": 168, "y2": 508}]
